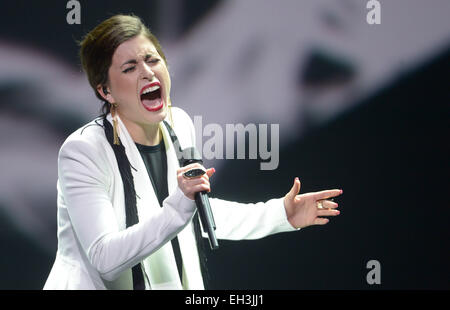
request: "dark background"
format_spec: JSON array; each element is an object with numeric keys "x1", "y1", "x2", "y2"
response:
[
  {"x1": 0, "y1": 0, "x2": 448, "y2": 290},
  {"x1": 210, "y1": 50, "x2": 449, "y2": 289}
]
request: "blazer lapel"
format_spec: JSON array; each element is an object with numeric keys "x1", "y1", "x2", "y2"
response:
[
  {"x1": 160, "y1": 118, "x2": 205, "y2": 289},
  {"x1": 160, "y1": 121, "x2": 180, "y2": 196}
]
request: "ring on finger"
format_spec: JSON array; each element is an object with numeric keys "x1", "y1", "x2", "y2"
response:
[
  {"x1": 183, "y1": 168, "x2": 206, "y2": 180},
  {"x1": 317, "y1": 200, "x2": 324, "y2": 209}
]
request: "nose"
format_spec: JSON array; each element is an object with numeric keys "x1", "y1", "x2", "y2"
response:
[{"x1": 141, "y1": 62, "x2": 155, "y2": 80}]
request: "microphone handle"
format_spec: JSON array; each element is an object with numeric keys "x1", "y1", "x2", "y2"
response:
[{"x1": 195, "y1": 191, "x2": 219, "y2": 250}]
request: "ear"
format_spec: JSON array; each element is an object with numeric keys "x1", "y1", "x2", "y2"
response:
[{"x1": 96, "y1": 84, "x2": 115, "y2": 104}]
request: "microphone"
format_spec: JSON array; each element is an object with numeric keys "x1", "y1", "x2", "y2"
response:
[{"x1": 181, "y1": 147, "x2": 219, "y2": 250}]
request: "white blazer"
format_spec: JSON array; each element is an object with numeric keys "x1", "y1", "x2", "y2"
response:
[{"x1": 44, "y1": 107, "x2": 295, "y2": 290}]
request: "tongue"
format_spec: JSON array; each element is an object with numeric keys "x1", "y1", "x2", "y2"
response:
[{"x1": 141, "y1": 98, "x2": 162, "y2": 109}]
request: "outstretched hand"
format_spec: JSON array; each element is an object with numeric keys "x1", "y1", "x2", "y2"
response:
[{"x1": 284, "y1": 178, "x2": 342, "y2": 229}]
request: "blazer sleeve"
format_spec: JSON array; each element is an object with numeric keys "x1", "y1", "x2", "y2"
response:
[
  {"x1": 58, "y1": 137, "x2": 196, "y2": 281},
  {"x1": 208, "y1": 197, "x2": 297, "y2": 240}
]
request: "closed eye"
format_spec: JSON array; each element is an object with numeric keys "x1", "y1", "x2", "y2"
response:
[
  {"x1": 122, "y1": 58, "x2": 159, "y2": 73},
  {"x1": 122, "y1": 66, "x2": 136, "y2": 73}
]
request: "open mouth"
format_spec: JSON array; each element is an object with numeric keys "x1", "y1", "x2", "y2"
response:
[{"x1": 140, "y1": 83, "x2": 163, "y2": 112}]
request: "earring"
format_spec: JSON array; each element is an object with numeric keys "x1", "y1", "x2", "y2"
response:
[{"x1": 110, "y1": 103, "x2": 120, "y2": 145}]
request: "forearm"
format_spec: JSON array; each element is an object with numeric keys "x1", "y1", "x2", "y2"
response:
[{"x1": 86, "y1": 187, "x2": 195, "y2": 281}]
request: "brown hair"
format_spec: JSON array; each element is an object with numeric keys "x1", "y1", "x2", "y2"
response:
[{"x1": 79, "y1": 14, "x2": 167, "y2": 114}]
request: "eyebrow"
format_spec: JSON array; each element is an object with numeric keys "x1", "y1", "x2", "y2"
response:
[{"x1": 120, "y1": 54, "x2": 155, "y2": 68}]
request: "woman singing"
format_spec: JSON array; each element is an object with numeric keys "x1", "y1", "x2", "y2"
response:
[{"x1": 44, "y1": 14, "x2": 342, "y2": 290}]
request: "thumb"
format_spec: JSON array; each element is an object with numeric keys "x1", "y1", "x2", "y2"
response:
[{"x1": 287, "y1": 177, "x2": 301, "y2": 200}]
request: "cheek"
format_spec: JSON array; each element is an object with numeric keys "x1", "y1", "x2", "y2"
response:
[{"x1": 110, "y1": 75, "x2": 136, "y2": 101}]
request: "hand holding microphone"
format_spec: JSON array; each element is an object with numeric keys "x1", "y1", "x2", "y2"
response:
[
  {"x1": 176, "y1": 147, "x2": 219, "y2": 250},
  {"x1": 177, "y1": 164, "x2": 215, "y2": 201}
]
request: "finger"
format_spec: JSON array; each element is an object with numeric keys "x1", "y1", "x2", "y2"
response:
[
  {"x1": 183, "y1": 177, "x2": 211, "y2": 193},
  {"x1": 201, "y1": 172, "x2": 214, "y2": 183},
  {"x1": 313, "y1": 218, "x2": 329, "y2": 225},
  {"x1": 186, "y1": 177, "x2": 210, "y2": 187},
  {"x1": 287, "y1": 177, "x2": 301, "y2": 200},
  {"x1": 317, "y1": 209, "x2": 340, "y2": 217},
  {"x1": 314, "y1": 189, "x2": 343, "y2": 201},
  {"x1": 190, "y1": 183, "x2": 211, "y2": 194},
  {"x1": 206, "y1": 168, "x2": 215, "y2": 178}
]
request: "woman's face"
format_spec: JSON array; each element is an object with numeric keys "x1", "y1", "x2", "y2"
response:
[{"x1": 103, "y1": 34, "x2": 171, "y2": 127}]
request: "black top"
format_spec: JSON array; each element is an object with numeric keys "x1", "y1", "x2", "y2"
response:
[
  {"x1": 135, "y1": 141, "x2": 169, "y2": 206},
  {"x1": 136, "y1": 139, "x2": 184, "y2": 284}
]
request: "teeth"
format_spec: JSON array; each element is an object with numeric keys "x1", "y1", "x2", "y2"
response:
[{"x1": 142, "y1": 85, "x2": 160, "y2": 94}]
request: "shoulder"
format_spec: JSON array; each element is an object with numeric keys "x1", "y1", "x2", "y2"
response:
[
  {"x1": 57, "y1": 117, "x2": 113, "y2": 186},
  {"x1": 59, "y1": 117, "x2": 110, "y2": 161}
]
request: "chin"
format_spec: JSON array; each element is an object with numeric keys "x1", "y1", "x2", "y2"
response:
[{"x1": 145, "y1": 105, "x2": 167, "y2": 124}]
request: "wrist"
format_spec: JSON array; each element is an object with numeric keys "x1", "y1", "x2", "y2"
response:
[{"x1": 283, "y1": 197, "x2": 296, "y2": 227}]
